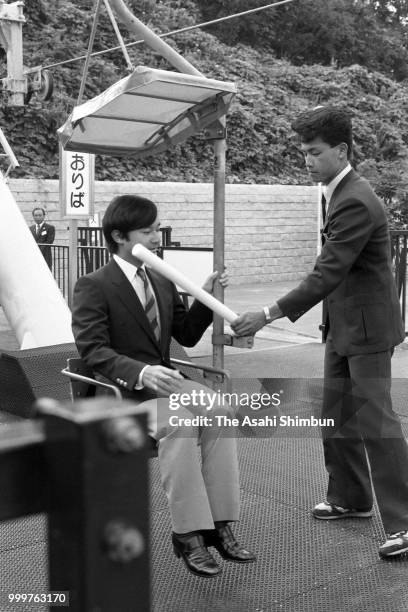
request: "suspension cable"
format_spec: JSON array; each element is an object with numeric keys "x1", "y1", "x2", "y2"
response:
[
  {"x1": 103, "y1": 0, "x2": 133, "y2": 71},
  {"x1": 41, "y1": 0, "x2": 297, "y2": 71},
  {"x1": 77, "y1": 0, "x2": 103, "y2": 104}
]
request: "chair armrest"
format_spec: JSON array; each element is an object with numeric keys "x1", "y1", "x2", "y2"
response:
[
  {"x1": 170, "y1": 357, "x2": 230, "y2": 378},
  {"x1": 61, "y1": 368, "x2": 123, "y2": 400},
  {"x1": 170, "y1": 358, "x2": 231, "y2": 388}
]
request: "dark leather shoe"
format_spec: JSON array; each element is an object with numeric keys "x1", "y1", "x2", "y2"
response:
[
  {"x1": 172, "y1": 532, "x2": 221, "y2": 577},
  {"x1": 206, "y1": 524, "x2": 256, "y2": 563}
]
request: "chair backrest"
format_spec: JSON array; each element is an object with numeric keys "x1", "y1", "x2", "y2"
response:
[{"x1": 0, "y1": 343, "x2": 77, "y2": 418}]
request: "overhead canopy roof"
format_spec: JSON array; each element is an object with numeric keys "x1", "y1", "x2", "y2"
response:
[{"x1": 57, "y1": 66, "x2": 236, "y2": 158}]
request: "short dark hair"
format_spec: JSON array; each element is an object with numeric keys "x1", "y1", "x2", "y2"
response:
[
  {"x1": 102, "y1": 194, "x2": 158, "y2": 253},
  {"x1": 32, "y1": 207, "x2": 45, "y2": 216},
  {"x1": 292, "y1": 106, "x2": 353, "y2": 159}
]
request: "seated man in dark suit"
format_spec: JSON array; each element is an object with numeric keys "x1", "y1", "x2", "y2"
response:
[
  {"x1": 30, "y1": 207, "x2": 55, "y2": 270},
  {"x1": 72, "y1": 194, "x2": 255, "y2": 577}
]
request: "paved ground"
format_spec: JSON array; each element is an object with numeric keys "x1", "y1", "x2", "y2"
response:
[
  {"x1": 185, "y1": 280, "x2": 408, "y2": 378},
  {"x1": 2, "y1": 278, "x2": 407, "y2": 358},
  {"x1": 0, "y1": 281, "x2": 408, "y2": 611}
]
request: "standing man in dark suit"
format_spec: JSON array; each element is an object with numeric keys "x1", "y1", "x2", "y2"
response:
[
  {"x1": 30, "y1": 207, "x2": 55, "y2": 269},
  {"x1": 72, "y1": 194, "x2": 255, "y2": 577},
  {"x1": 232, "y1": 106, "x2": 408, "y2": 558}
]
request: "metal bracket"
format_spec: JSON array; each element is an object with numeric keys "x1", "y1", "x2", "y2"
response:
[
  {"x1": 144, "y1": 94, "x2": 228, "y2": 151},
  {"x1": 1, "y1": 76, "x2": 25, "y2": 92},
  {"x1": 212, "y1": 334, "x2": 254, "y2": 349},
  {"x1": 202, "y1": 370, "x2": 225, "y2": 384},
  {"x1": 0, "y1": 1, "x2": 25, "y2": 22},
  {"x1": 203, "y1": 120, "x2": 227, "y2": 140}
]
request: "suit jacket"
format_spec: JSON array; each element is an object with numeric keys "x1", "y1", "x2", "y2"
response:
[
  {"x1": 277, "y1": 169, "x2": 404, "y2": 356},
  {"x1": 30, "y1": 222, "x2": 55, "y2": 267},
  {"x1": 72, "y1": 258, "x2": 213, "y2": 399}
]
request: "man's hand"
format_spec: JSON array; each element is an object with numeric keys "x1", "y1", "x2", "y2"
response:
[
  {"x1": 231, "y1": 303, "x2": 283, "y2": 336},
  {"x1": 202, "y1": 270, "x2": 229, "y2": 294},
  {"x1": 231, "y1": 311, "x2": 267, "y2": 336},
  {"x1": 141, "y1": 365, "x2": 184, "y2": 395}
]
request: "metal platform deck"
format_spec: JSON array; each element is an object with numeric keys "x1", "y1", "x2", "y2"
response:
[{"x1": 1, "y1": 342, "x2": 408, "y2": 612}]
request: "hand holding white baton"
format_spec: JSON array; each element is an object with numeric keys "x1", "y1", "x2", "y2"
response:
[{"x1": 132, "y1": 244, "x2": 239, "y2": 324}]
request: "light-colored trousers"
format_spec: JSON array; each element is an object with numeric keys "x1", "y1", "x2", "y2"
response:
[{"x1": 140, "y1": 379, "x2": 240, "y2": 534}]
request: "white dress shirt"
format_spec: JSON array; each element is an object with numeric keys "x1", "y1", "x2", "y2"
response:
[{"x1": 323, "y1": 163, "x2": 352, "y2": 208}]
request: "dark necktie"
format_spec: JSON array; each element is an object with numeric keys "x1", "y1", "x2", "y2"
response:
[
  {"x1": 320, "y1": 194, "x2": 328, "y2": 247},
  {"x1": 321, "y1": 194, "x2": 327, "y2": 224},
  {"x1": 137, "y1": 268, "x2": 160, "y2": 343}
]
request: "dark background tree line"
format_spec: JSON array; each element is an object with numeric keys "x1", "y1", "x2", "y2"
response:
[
  {"x1": 201, "y1": 0, "x2": 408, "y2": 81},
  {"x1": 0, "y1": 0, "x2": 407, "y2": 226}
]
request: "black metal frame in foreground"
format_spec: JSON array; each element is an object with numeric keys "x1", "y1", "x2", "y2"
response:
[{"x1": 0, "y1": 399, "x2": 150, "y2": 612}]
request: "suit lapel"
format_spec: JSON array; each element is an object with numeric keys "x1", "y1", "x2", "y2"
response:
[{"x1": 322, "y1": 169, "x2": 358, "y2": 233}]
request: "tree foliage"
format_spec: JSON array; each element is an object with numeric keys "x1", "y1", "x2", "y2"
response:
[
  {"x1": 199, "y1": 0, "x2": 408, "y2": 80},
  {"x1": 0, "y1": 0, "x2": 407, "y2": 225}
]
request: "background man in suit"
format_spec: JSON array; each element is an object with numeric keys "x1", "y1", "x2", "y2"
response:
[
  {"x1": 72, "y1": 194, "x2": 255, "y2": 577},
  {"x1": 30, "y1": 207, "x2": 55, "y2": 269},
  {"x1": 231, "y1": 106, "x2": 408, "y2": 559}
]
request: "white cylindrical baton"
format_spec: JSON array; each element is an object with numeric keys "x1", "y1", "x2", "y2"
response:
[{"x1": 132, "y1": 244, "x2": 238, "y2": 324}]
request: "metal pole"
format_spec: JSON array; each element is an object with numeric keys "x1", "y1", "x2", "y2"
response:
[
  {"x1": 103, "y1": 0, "x2": 134, "y2": 71},
  {"x1": 109, "y1": 0, "x2": 203, "y2": 77},
  {"x1": 66, "y1": 0, "x2": 100, "y2": 307},
  {"x1": 0, "y1": 1, "x2": 26, "y2": 106},
  {"x1": 77, "y1": 0, "x2": 103, "y2": 104},
  {"x1": 212, "y1": 136, "x2": 226, "y2": 370},
  {"x1": 109, "y1": 0, "x2": 227, "y2": 370},
  {"x1": 68, "y1": 219, "x2": 78, "y2": 309},
  {"x1": 59, "y1": 143, "x2": 79, "y2": 310}
]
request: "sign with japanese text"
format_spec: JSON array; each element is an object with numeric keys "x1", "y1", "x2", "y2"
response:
[{"x1": 60, "y1": 147, "x2": 95, "y2": 218}]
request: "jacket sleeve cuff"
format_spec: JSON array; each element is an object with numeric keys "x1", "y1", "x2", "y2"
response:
[{"x1": 134, "y1": 365, "x2": 149, "y2": 390}]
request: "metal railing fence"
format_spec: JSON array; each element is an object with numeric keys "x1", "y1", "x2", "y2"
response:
[
  {"x1": 47, "y1": 229, "x2": 407, "y2": 335},
  {"x1": 391, "y1": 230, "x2": 408, "y2": 332},
  {"x1": 47, "y1": 225, "x2": 177, "y2": 300}
]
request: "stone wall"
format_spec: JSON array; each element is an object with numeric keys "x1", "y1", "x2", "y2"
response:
[{"x1": 11, "y1": 179, "x2": 318, "y2": 285}]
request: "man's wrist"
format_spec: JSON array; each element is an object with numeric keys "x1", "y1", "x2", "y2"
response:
[
  {"x1": 263, "y1": 303, "x2": 283, "y2": 323},
  {"x1": 263, "y1": 306, "x2": 272, "y2": 323}
]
